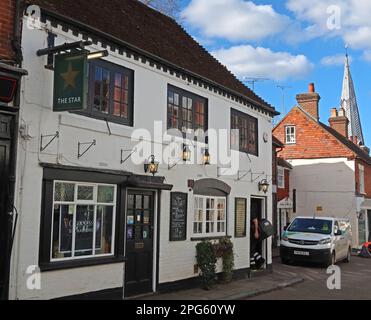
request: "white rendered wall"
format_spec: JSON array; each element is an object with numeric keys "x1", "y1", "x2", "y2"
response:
[{"x1": 10, "y1": 18, "x2": 274, "y2": 299}]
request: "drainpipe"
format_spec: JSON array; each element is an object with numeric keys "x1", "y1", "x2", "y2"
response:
[{"x1": 12, "y1": 0, "x2": 23, "y2": 65}]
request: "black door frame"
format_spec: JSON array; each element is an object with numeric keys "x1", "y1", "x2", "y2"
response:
[
  {"x1": 250, "y1": 195, "x2": 268, "y2": 267},
  {"x1": 0, "y1": 109, "x2": 18, "y2": 300},
  {"x1": 124, "y1": 188, "x2": 158, "y2": 297}
]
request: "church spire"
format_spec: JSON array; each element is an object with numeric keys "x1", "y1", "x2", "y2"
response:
[{"x1": 340, "y1": 51, "x2": 364, "y2": 145}]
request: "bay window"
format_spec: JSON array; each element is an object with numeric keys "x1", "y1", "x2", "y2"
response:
[
  {"x1": 51, "y1": 181, "x2": 116, "y2": 261},
  {"x1": 193, "y1": 195, "x2": 226, "y2": 237}
]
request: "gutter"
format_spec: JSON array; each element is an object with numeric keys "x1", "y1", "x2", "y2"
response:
[
  {"x1": 36, "y1": 6, "x2": 279, "y2": 117},
  {"x1": 12, "y1": 0, "x2": 23, "y2": 65}
]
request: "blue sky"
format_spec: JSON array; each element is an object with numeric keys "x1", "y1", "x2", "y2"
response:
[{"x1": 177, "y1": 0, "x2": 371, "y2": 144}]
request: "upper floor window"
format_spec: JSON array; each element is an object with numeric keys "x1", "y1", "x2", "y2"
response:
[
  {"x1": 359, "y1": 164, "x2": 365, "y2": 194},
  {"x1": 285, "y1": 126, "x2": 296, "y2": 144},
  {"x1": 82, "y1": 59, "x2": 134, "y2": 126},
  {"x1": 231, "y1": 108, "x2": 258, "y2": 156},
  {"x1": 167, "y1": 85, "x2": 208, "y2": 134},
  {"x1": 277, "y1": 167, "x2": 285, "y2": 189}
]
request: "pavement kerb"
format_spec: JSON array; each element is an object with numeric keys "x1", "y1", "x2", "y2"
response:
[{"x1": 220, "y1": 277, "x2": 305, "y2": 300}]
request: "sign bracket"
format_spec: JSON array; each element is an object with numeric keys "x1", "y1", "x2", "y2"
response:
[
  {"x1": 36, "y1": 40, "x2": 92, "y2": 57},
  {"x1": 40, "y1": 131, "x2": 59, "y2": 152},
  {"x1": 78, "y1": 139, "x2": 96, "y2": 158},
  {"x1": 121, "y1": 148, "x2": 137, "y2": 164}
]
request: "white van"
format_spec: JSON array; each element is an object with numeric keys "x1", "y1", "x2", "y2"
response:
[{"x1": 280, "y1": 216, "x2": 352, "y2": 267}]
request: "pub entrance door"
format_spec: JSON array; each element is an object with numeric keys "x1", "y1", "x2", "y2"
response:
[
  {"x1": 0, "y1": 113, "x2": 14, "y2": 299},
  {"x1": 124, "y1": 190, "x2": 155, "y2": 297}
]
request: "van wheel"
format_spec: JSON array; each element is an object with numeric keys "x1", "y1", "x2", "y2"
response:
[
  {"x1": 345, "y1": 247, "x2": 351, "y2": 263},
  {"x1": 326, "y1": 251, "x2": 336, "y2": 267}
]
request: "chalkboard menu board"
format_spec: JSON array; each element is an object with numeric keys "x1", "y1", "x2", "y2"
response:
[
  {"x1": 235, "y1": 198, "x2": 247, "y2": 238},
  {"x1": 170, "y1": 192, "x2": 188, "y2": 241}
]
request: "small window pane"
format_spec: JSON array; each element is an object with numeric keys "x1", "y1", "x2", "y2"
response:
[
  {"x1": 52, "y1": 204, "x2": 73, "y2": 259},
  {"x1": 74, "y1": 205, "x2": 95, "y2": 256},
  {"x1": 95, "y1": 205, "x2": 113, "y2": 255},
  {"x1": 54, "y1": 182, "x2": 75, "y2": 202},
  {"x1": 98, "y1": 185, "x2": 114, "y2": 203},
  {"x1": 115, "y1": 73, "x2": 122, "y2": 87},
  {"x1": 77, "y1": 185, "x2": 94, "y2": 201}
]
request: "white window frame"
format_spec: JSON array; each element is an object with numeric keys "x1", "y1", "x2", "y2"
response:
[
  {"x1": 193, "y1": 195, "x2": 227, "y2": 237},
  {"x1": 359, "y1": 164, "x2": 365, "y2": 194},
  {"x1": 277, "y1": 167, "x2": 285, "y2": 189},
  {"x1": 285, "y1": 126, "x2": 296, "y2": 144},
  {"x1": 50, "y1": 180, "x2": 117, "y2": 262}
]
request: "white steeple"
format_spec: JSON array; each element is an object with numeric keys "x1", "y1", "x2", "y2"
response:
[{"x1": 340, "y1": 52, "x2": 364, "y2": 145}]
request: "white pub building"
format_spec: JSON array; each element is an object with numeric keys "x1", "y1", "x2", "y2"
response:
[{"x1": 9, "y1": 0, "x2": 279, "y2": 299}]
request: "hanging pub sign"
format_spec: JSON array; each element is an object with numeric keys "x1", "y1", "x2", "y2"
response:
[{"x1": 53, "y1": 52, "x2": 88, "y2": 112}]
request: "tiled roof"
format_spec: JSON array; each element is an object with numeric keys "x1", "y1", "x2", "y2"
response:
[
  {"x1": 277, "y1": 157, "x2": 292, "y2": 169},
  {"x1": 26, "y1": 0, "x2": 278, "y2": 115},
  {"x1": 273, "y1": 136, "x2": 284, "y2": 147},
  {"x1": 319, "y1": 122, "x2": 371, "y2": 164}
]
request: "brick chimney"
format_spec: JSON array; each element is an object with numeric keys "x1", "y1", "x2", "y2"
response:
[
  {"x1": 329, "y1": 107, "x2": 349, "y2": 138},
  {"x1": 0, "y1": 0, "x2": 16, "y2": 61},
  {"x1": 296, "y1": 83, "x2": 321, "y2": 121}
]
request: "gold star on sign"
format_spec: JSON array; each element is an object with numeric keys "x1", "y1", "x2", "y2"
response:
[{"x1": 61, "y1": 63, "x2": 80, "y2": 89}]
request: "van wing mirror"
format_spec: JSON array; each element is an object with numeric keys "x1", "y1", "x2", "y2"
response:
[{"x1": 335, "y1": 230, "x2": 342, "y2": 236}]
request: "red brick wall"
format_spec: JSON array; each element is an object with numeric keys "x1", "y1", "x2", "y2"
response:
[
  {"x1": 277, "y1": 169, "x2": 290, "y2": 201},
  {"x1": 355, "y1": 159, "x2": 371, "y2": 198},
  {"x1": 0, "y1": 0, "x2": 15, "y2": 61},
  {"x1": 273, "y1": 107, "x2": 354, "y2": 160}
]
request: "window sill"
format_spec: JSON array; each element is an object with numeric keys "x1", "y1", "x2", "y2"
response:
[
  {"x1": 39, "y1": 255, "x2": 126, "y2": 272},
  {"x1": 71, "y1": 110, "x2": 133, "y2": 127},
  {"x1": 190, "y1": 235, "x2": 231, "y2": 242}
]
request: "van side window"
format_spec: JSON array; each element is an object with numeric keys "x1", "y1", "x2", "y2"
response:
[{"x1": 334, "y1": 221, "x2": 340, "y2": 234}]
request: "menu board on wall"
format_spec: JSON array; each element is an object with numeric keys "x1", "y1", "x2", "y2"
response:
[
  {"x1": 235, "y1": 198, "x2": 247, "y2": 238},
  {"x1": 170, "y1": 192, "x2": 188, "y2": 241}
]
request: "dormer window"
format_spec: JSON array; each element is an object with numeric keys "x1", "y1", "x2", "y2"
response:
[{"x1": 285, "y1": 126, "x2": 296, "y2": 144}]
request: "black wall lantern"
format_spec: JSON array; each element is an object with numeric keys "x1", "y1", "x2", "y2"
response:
[
  {"x1": 144, "y1": 155, "x2": 159, "y2": 176},
  {"x1": 258, "y1": 179, "x2": 270, "y2": 193},
  {"x1": 203, "y1": 148, "x2": 210, "y2": 165},
  {"x1": 182, "y1": 144, "x2": 191, "y2": 162}
]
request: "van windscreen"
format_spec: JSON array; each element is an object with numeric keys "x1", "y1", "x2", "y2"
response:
[{"x1": 288, "y1": 218, "x2": 333, "y2": 235}]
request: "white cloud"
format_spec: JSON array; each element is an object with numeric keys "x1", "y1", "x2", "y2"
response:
[
  {"x1": 212, "y1": 45, "x2": 313, "y2": 81},
  {"x1": 361, "y1": 50, "x2": 371, "y2": 62},
  {"x1": 181, "y1": 0, "x2": 291, "y2": 42},
  {"x1": 321, "y1": 54, "x2": 351, "y2": 66},
  {"x1": 286, "y1": 0, "x2": 371, "y2": 51}
]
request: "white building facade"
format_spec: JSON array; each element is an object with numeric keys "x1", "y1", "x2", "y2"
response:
[{"x1": 9, "y1": 4, "x2": 278, "y2": 300}]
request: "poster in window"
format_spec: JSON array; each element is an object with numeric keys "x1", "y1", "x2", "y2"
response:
[
  {"x1": 75, "y1": 205, "x2": 95, "y2": 252},
  {"x1": 170, "y1": 192, "x2": 188, "y2": 241},
  {"x1": 59, "y1": 205, "x2": 73, "y2": 253},
  {"x1": 235, "y1": 198, "x2": 247, "y2": 238}
]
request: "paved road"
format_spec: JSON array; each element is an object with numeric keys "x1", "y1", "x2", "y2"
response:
[{"x1": 250, "y1": 255, "x2": 371, "y2": 300}]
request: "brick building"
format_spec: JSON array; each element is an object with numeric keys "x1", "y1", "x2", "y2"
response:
[
  {"x1": 273, "y1": 83, "x2": 371, "y2": 248},
  {"x1": 0, "y1": 0, "x2": 27, "y2": 300}
]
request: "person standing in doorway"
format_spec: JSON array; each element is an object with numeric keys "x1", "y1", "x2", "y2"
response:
[{"x1": 250, "y1": 202, "x2": 265, "y2": 270}]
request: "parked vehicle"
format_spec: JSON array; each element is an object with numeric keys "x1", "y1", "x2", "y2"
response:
[{"x1": 280, "y1": 216, "x2": 352, "y2": 267}]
